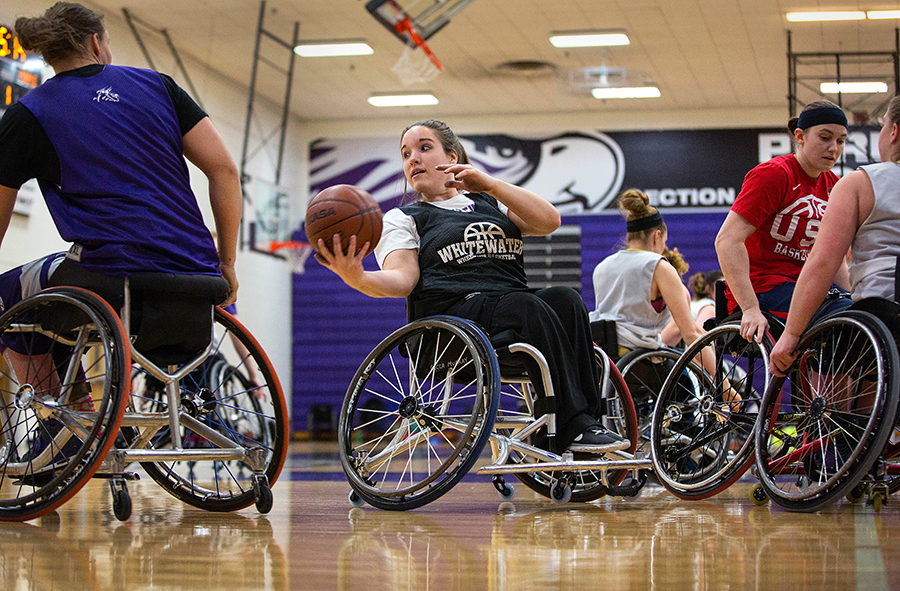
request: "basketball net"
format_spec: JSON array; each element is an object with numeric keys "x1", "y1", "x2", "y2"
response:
[
  {"x1": 270, "y1": 241, "x2": 314, "y2": 275},
  {"x1": 392, "y1": 17, "x2": 443, "y2": 87}
]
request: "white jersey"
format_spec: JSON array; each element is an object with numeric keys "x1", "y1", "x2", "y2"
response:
[
  {"x1": 849, "y1": 162, "x2": 900, "y2": 301},
  {"x1": 590, "y1": 249, "x2": 670, "y2": 350}
]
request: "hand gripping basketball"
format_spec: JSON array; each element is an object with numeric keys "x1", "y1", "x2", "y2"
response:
[{"x1": 305, "y1": 185, "x2": 383, "y2": 257}]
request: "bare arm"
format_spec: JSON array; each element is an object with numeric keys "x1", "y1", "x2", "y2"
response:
[
  {"x1": 659, "y1": 284, "x2": 693, "y2": 346},
  {"x1": 437, "y1": 164, "x2": 561, "y2": 235},
  {"x1": 0, "y1": 185, "x2": 18, "y2": 248},
  {"x1": 655, "y1": 260, "x2": 717, "y2": 374},
  {"x1": 715, "y1": 211, "x2": 767, "y2": 343},
  {"x1": 655, "y1": 262, "x2": 704, "y2": 347},
  {"x1": 182, "y1": 117, "x2": 243, "y2": 306},
  {"x1": 770, "y1": 170, "x2": 872, "y2": 375},
  {"x1": 317, "y1": 235, "x2": 420, "y2": 298}
]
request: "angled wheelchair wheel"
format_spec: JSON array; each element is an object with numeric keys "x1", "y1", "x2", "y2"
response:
[
  {"x1": 339, "y1": 317, "x2": 500, "y2": 510},
  {"x1": 497, "y1": 347, "x2": 639, "y2": 503},
  {"x1": 0, "y1": 288, "x2": 129, "y2": 521},
  {"x1": 754, "y1": 310, "x2": 899, "y2": 512},
  {"x1": 650, "y1": 323, "x2": 769, "y2": 499},
  {"x1": 134, "y1": 308, "x2": 289, "y2": 512},
  {"x1": 617, "y1": 347, "x2": 682, "y2": 454}
]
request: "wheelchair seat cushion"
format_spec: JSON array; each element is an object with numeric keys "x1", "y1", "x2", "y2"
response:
[{"x1": 48, "y1": 261, "x2": 229, "y2": 366}]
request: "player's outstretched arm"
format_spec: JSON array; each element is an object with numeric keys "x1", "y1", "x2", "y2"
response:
[{"x1": 317, "y1": 235, "x2": 420, "y2": 298}]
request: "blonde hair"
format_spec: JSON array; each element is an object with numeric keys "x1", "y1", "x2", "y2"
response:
[
  {"x1": 664, "y1": 247, "x2": 689, "y2": 276},
  {"x1": 689, "y1": 270, "x2": 723, "y2": 300}
]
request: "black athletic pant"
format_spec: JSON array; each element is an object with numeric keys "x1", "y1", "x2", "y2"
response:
[{"x1": 440, "y1": 286, "x2": 600, "y2": 450}]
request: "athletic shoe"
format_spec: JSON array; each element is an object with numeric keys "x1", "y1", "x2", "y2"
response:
[
  {"x1": 17, "y1": 419, "x2": 82, "y2": 486},
  {"x1": 569, "y1": 425, "x2": 630, "y2": 453}
]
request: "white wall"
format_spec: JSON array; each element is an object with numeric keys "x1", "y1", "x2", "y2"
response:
[{"x1": 1, "y1": 0, "x2": 297, "y2": 412}]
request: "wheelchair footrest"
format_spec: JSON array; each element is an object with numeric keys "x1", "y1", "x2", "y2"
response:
[
  {"x1": 92, "y1": 471, "x2": 141, "y2": 481},
  {"x1": 605, "y1": 472, "x2": 648, "y2": 498},
  {"x1": 477, "y1": 457, "x2": 651, "y2": 475}
]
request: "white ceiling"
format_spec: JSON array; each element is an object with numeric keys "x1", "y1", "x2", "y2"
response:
[{"x1": 82, "y1": 0, "x2": 900, "y2": 123}]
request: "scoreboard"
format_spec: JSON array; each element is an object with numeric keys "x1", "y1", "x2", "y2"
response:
[{"x1": 1, "y1": 24, "x2": 42, "y2": 109}]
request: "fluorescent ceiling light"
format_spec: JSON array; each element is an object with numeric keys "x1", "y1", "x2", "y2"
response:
[
  {"x1": 820, "y1": 81, "x2": 889, "y2": 94},
  {"x1": 786, "y1": 11, "x2": 866, "y2": 22},
  {"x1": 550, "y1": 31, "x2": 630, "y2": 48},
  {"x1": 867, "y1": 11, "x2": 900, "y2": 19},
  {"x1": 592, "y1": 86, "x2": 660, "y2": 99},
  {"x1": 368, "y1": 94, "x2": 439, "y2": 107},
  {"x1": 293, "y1": 41, "x2": 373, "y2": 57}
]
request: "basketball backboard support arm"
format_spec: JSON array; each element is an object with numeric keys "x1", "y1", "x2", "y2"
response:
[
  {"x1": 122, "y1": 8, "x2": 204, "y2": 110},
  {"x1": 240, "y1": 1, "x2": 300, "y2": 252},
  {"x1": 366, "y1": 0, "x2": 476, "y2": 45}
]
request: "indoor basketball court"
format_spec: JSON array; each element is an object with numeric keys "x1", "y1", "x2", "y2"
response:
[{"x1": 1, "y1": 0, "x2": 900, "y2": 589}]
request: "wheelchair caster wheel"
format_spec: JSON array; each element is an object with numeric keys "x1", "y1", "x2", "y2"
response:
[
  {"x1": 113, "y1": 489, "x2": 132, "y2": 521},
  {"x1": 846, "y1": 483, "x2": 866, "y2": 504},
  {"x1": 492, "y1": 476, "x2": 515, "y2": 501},
  {"x1": 255, "y1": 485, "x2": 274, "y2": 514},
  {"x1": 550, "y1": 481, "x2": 572, "y2": 505},
  {"x1": 349, "y1": 490, "x2": 365, "y2": 508},
  {"x1": 750, "y1": 483, "x2": 769, "y2": 506}
]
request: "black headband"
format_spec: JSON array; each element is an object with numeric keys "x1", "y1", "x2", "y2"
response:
[
  {"x1": 797, "y1": 106, "x2": 848, "y2": 130},
  {"x1": 626, "y1": 212, "x2": 664, "y2": 233}
]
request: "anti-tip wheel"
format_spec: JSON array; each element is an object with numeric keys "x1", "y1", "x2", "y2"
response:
[
  {"x1": 750, "y1": 483, "x2": 769, "y2": 506},
  {"x1": 113, "y1": 490, "x2": 133, "y2": 522},
  {"x1": 349, "y1": 490, "x2": 365, "y2": 508}
]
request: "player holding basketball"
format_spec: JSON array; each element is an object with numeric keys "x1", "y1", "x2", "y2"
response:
[
  {"x1": 715, "y1": 101, "x2": 852, "y2": 344},
  {"x1": 318, "y1": 119, "x2": 627, "y2": 454}
]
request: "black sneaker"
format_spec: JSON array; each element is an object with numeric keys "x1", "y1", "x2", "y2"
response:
[{"x1": 569, "y1": 425, "x2": 630, "y2": 453}]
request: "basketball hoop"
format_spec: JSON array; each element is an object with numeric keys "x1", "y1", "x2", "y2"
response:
[
  {"x1": 391, "y1": 17, "x2": 443, "y2": 86},
  {"x1": 269, "y1": 241, "x2": 314, "y2": 275}
]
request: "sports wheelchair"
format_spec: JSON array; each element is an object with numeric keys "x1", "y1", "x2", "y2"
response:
[
  {"x1": 591, "y1": 319, "x2": 685, "y2": 455},
  {"x1": 647, "y1": 281, "x2": 868, "y2": 506},
  {"x1": 0, "y1": 266, "x2": 289, "y2": 521},
  {"x1": 338, "y1": 313, "x2": 651, "y2": 510},
  {"x1": 647, "y1": 282, "x2": 778, "y2": 500},
  {"x1": 753, "y1": 299, "x2": 900, "y2": 512}
]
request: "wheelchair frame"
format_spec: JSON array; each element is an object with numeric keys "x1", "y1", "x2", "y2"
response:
[
  {"x1": 338, "y1": 315, "x2": 650, "y2": 510},
  {"x1": 0, "y1": 277, "x2": 288, "y2": 521}
]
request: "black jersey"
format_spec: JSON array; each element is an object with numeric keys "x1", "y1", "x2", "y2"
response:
[{"x1": 401, "y1": 192, "x2": 528, "y2": 314}]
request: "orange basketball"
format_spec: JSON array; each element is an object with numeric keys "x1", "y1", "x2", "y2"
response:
[{"x1": 305, "y1": 185, "x2": 383, "y2": 257}]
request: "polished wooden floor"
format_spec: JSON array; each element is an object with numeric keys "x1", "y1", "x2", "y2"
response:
[{"x1": 3, "y1": 440, "x2": 900, "y2": 591}]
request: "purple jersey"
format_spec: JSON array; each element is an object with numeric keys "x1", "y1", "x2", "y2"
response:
[{"x1": 18, "y1": 65, "x2": 219, "y2": 277}]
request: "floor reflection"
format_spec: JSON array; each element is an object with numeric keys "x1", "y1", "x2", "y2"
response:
[{"x1": 0, "y1": 443, "x2": 898, "y2": 591}]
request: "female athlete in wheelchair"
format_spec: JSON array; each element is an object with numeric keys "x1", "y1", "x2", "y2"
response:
[
  {"x1": 317, "y1": 119, "x2": 646, "y2": 509},
  {"x1": 0, "y1": 3, "x2": 287, "y2": 521},
  {"x1": 647, "y1": 102, "x2": 853, "y2": 500},
  {"x1": 764, "y1": 94, "x2": 900, "y2": 511}
]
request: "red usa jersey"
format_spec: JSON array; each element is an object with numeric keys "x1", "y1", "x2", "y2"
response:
[{"x1": 726, "y1": 153, "x2": 839, "y2": 305}]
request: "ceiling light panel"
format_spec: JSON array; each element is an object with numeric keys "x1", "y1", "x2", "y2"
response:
[
  {"x1": 550, "y1": 31, "x2": 630, "y2": 48},
  {"x1": 294, "y1": 41, "x2": 373, "y2": 57},
  {"x1": 368, "y1": 94, "x2": 439, "y2": 107}
]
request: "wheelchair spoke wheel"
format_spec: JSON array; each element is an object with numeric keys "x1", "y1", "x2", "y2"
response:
[
  {"x1": 754, "y1": 310, "x2": 899, "y2": 512},
  {"x1": 0, "y1": 288, "x2": 128, "y2": 521},
  {"x1": 499, "y1": 348, "x2": 639, "y2": 503},
  {"x1": 617, "y1": 347, "x2": 683, "y2": 455},
  {"x1": 339, "y1": 317, "x2": 500, "y2": 510},
  {"x1": 650, "y1": 323, "x2": 768, "y2": 499},
  {"x1": 133, "y1": 308, "x2": 288, "y2": 512}
]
